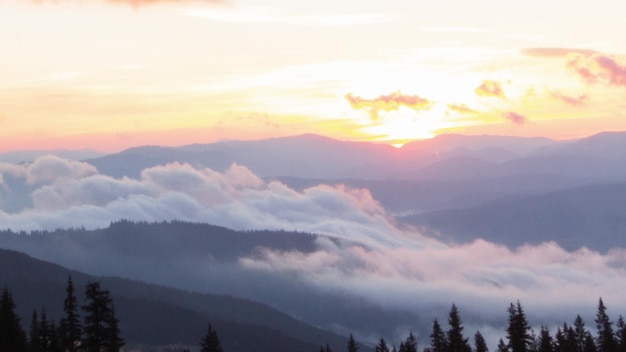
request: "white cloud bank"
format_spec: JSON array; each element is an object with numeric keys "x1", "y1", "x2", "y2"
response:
[
  {"x1": 0, "y1": 156, "x2": 401, "y2": 247},
  {"x1": 2, "y1": 156, "x2": 626, "y2": 341}
]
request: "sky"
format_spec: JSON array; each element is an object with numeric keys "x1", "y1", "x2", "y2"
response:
[{"x1": 2, "y1": 0, "x2": 626, "y2": 152}]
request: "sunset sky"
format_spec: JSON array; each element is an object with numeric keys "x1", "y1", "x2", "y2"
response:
[{"x1": 2, "y1": 0, "x2": 626, "y2": 152}]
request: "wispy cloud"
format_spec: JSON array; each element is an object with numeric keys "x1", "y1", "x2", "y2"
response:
[
  {"x1": 181, "y1": 8, "x2": 392, "y2": 26},
  {"x1": 475, "y1": 80, "x2": 506, "y2": 99},
  {"x1": 29, "y1": 0, "x2": 224, "y2": 6},
  {"x1": 345, "y1": 91, "x2": 433, "y2": 121},
  {"x1": 447, "y1": 103, "x2": 478, "y2": 115},
  {"x1": 520, "y1": 47, "x2": 598, "y2": 58},
  {"x1": 567, "y1": 54, "x2": 626, "y2": 86},
  {"x1": 421, "y1": 26, "x2": 492, "y2": 34},
  {"x1": 548, "y1": 90, "x2": 588, "y2": 106},
  {"x1": 503, "y1": 111, "x2": 528, "y2": 125}
]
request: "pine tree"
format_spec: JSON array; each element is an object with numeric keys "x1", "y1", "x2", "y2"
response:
[
  {"x1": 0, "y1": 287, "x2": 28, "y2": 352},
  {"x1": 376, "y1": 338, "x2": 389, "y2": 352},
  {"x1": 30, "y1": 310, "x2": 42, "y2": 352},
  {"x1": 506, "y1": 301, "x2": 532, "y2": 352},
  {"x1": 39, "y1": 309, "x2": 52, "y2": 352},
  {"x1": 447, "y1": 304, "x2": 471, "y2": 352},
  {"x1": 584, "y1": 332, "x2": 597, "y2": 352},
  {"x1": 348, "y1": 334, "x2": 359, "y2": 352},
  {"x1": 399, "y1": 342, "x2": 406, "y2": 352},
  {"x1": 59, "y1": 276, "x2": 81, "y2": 352},
  {"x1": 554, "y1": 327, "x2": 564, "y2": 352},
  {"x1": 529, "y1": 328, "x2": 539, "y2": 352},
  {"x1": 595, "y1": 298, "x2": 617, "y2": 352},
  {"x1": 496, "y1": 338, "x2": 509, "y2": 352},
  {"x1": 537, "y1": 326, "x2": 553, "y2": 352},
  {"x1": 403, "y1": 333, "x2": 418, "y2": 352},
  {"x1": 556, "y1": 323, "x2": 576, "y2": 352},
  {"x1": 48, "y1": 320, "x2": 62, "y2": 352},
  {"x1": 474, "y1": 331, "x2": 489, "y2": 352},
  {"x1": 104, "y1": 304, "x2": 124, "y2": 352},
  {"x1": 616, "y1": 316, "x2": 626, "y2": 352},
  {"x1": 431, "y1": 319, "x2": 448, "y2": 352},
  {"x1": 574, "y1": 315, "x2": 590, "y2": 352},
  {"x1": 81, "y1": 281, "x2": 123, "y2": 352},
  {"x1": 82, "y1": 282, "x2": 108, "y2": 351},
  {"x1": 200, "y1": 323, "x2": 223, "y2": 352}
]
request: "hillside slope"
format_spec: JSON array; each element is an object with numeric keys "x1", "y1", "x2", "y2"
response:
[{"x1": 0, "y1": 248, "x2": 360, "y2": 352}]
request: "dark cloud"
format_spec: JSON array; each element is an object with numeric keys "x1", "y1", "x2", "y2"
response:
[
  {"x1": 503, "y1": 111, "x2": 528, "y2": 125},
  {"x1": 475, "y1": 80, "x2": 506, "y2": 99},
  {"x1": 567, "y1": 54, "x2": 626, "y2": 86},
  {"x1": 345, "y1": 91, "x2": 433, "y2": 121},
  {"x1": 520, "y1": 47, "x2": 597, "y2": 58}
]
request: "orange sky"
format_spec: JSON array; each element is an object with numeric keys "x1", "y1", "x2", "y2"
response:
[{"x1": 2, "y1": 0, "x2": 626, "y2": 152}]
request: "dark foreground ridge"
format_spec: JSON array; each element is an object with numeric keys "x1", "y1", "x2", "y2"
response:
[{"x1": 0, "y1": 248, "x2": 358, "y2": 352}]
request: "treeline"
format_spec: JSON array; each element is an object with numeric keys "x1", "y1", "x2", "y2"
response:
[
  {"x1": 330, "y1": 299, "x2": 625, "y2": 352},
  {"x1": 0, "y1": 277, "x2": 123, "y2": 352},
  {"x1": 0, "y1": 277, "x2": 230, "y2": 352}
]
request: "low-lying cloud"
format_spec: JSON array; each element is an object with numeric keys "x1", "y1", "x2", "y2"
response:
[
  {"x1": 345, "y1": 91, "x2": 433, "y2": 121},
  {"x1": 2, "y1": 156, "x2": 626, "y2": 345},
  {"x1": 0, "y1": 157, "x2": 399, "y2": 247}
]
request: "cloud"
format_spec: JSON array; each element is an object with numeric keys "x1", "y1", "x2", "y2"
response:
[
  {"x1": 240, "y1": 236, "x2": 626, "y2": 346},
  {"x1": 181, "y1": 9, "x2": 392, "y2": 26},
  {"x1": 502, "y1": 111, "x2": 528, "y2": 125},
  {"x1": 520, "y1": 47, "x2": 597, "y2": 58},
  {"x1": 567, "y1": 54, "x2": 626, "y2": 86},
  {"x1": 30, "y1": 0, "x2": 224, "y2": 6},
  {"x1": 475, "y1": 80, "x2": 505, "y2": 99},
  {"x1": 4, "y1": 156, "x2": 626, "y2": 346},
  {"x1": 25, "y1": 155, "x2": 98, "y2": 185},
  {"x1": 548, "y1": 91, "x2": 588, "y2": 106},
  {"x1": 0, "y1": 158, "x2": 398, "y2": 247},
  {"x1": 447, "y1": 103, "x2": 478, "y2": 114},
  {"x1": 345, "y1": 91, "x2": 433, "y2": 121}
]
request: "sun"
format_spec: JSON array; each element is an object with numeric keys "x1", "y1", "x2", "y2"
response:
[{"x1": 359, "y1": 105, "x2": 462, "y2": 146}]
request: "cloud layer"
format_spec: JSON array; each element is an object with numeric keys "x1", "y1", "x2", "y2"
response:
[
  {"x1": 0, "y1": 156, "x2": 399, "y2": 247},
  {"x1": 3, "y1": 156, "x2": 626, "y2": 345}
]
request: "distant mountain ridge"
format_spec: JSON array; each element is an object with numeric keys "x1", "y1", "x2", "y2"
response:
[
  {"x1": 0, "y1": 149, "x2": 104, "y2": 164},
  {"x1": 83, "y1": 132, "x2": 626, "y2": 182},
  {"x1": 400, "y1": 181, "x2": 626, "y2": 252}
]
